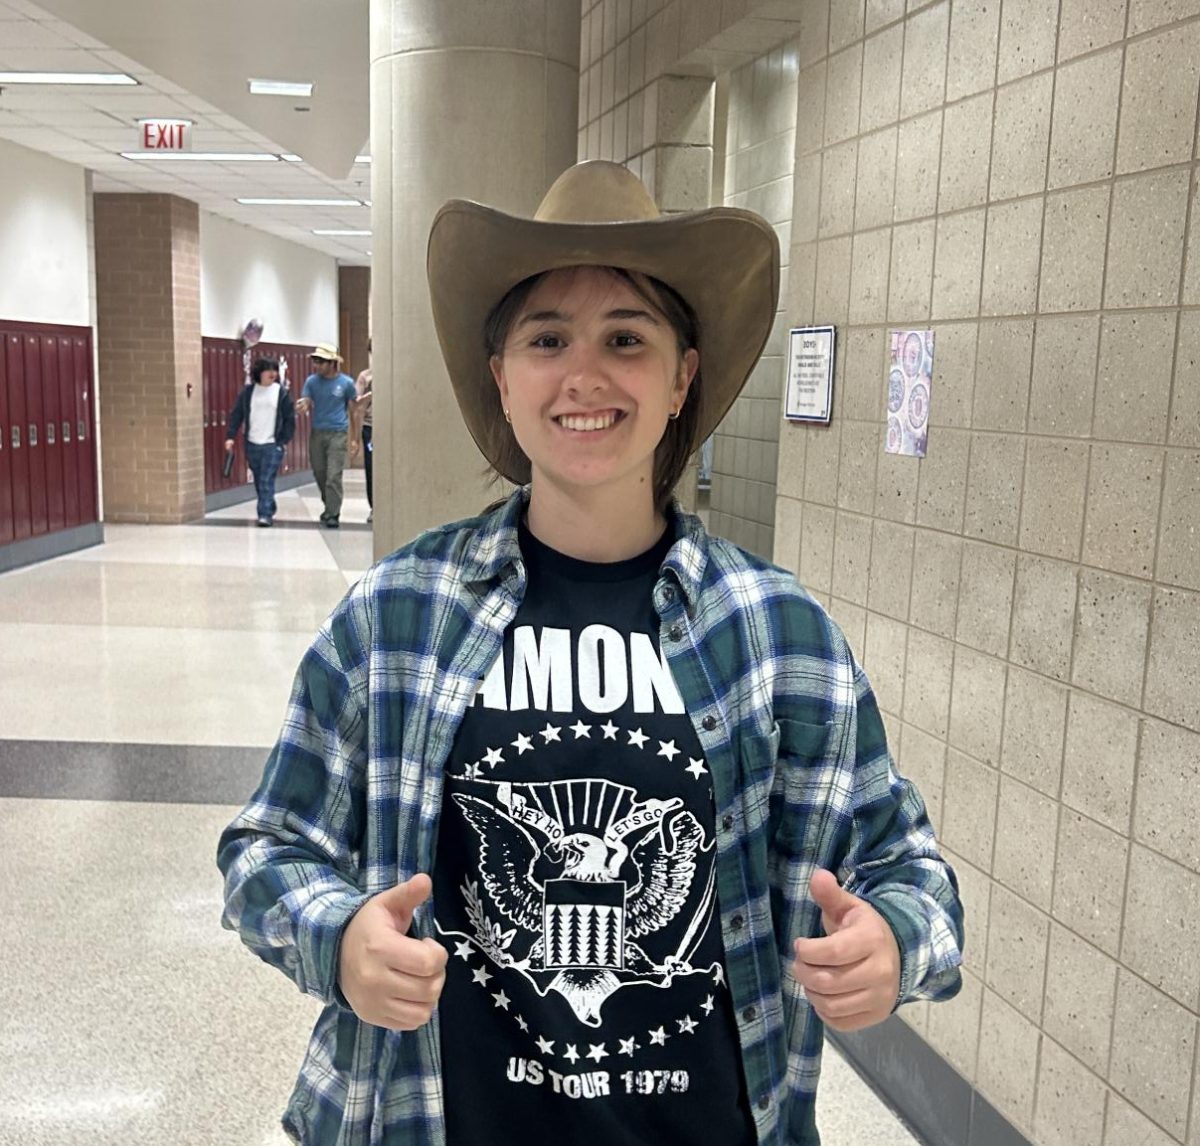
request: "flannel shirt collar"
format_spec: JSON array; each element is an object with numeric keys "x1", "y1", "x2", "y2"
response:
[{"x1": 461, "y1": 486, "x2": 711, "y2": 611}]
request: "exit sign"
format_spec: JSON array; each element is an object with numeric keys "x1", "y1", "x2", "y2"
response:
[{"x1": 138, "y1": 118, "x2": 192, "y2": 151}]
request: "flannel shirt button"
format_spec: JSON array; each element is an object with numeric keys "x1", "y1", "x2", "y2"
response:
[
  {"x1": 662, "y1": 585, "x2": 676, "y2": 602},
  {"x1": 702, "y1": 714, "x2": 717, "y2": 731},
  {"x1": 742, "y1": 1006, "x2": 757, "y2": 1022},
  {"x1": 757, "y1": 1095, "x2": 770, "y2": 1112},
  {"x1": 722, "y1": 813, "x2": 735, "y2": 831},
  {"x1": 730, "y1": 914, "x2": 744, "y2": 930},
  {"x1": 667, "y1": 624, "x2": 682, "y2": 642}
]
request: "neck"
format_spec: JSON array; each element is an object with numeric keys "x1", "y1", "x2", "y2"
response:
[{"x1": 525, "y1": 478, "x2": 665, "y2": 562}]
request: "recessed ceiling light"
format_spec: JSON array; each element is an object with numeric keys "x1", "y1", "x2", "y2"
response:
[
  {"x1": 354, "y1": 155, "x2": 371, "y2": 164},
  {"x1": 237, "y1": 197, "x2": 363, "y2": 206},
  {"x1": 248, "y1": 79, "x2": 314, "y2": 97},
  {"x1": 313, "y1": 229, "x2": 372, "y2": 236},
  {"x1": 121, "y1": 151, "x2": 279, "y2": 162},
  {"x1": 0, "y1": 71, "x2": 138, "y2": 85}
]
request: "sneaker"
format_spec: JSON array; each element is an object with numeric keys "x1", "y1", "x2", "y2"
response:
[
  {"x1": 257, "y1": 517, "x2": 271, "y2": 528},
  {"x1": 323, "y1": 517, "x2": 340, "y2": 529},
  {"x1": 367, "y1": 510, "x2": 373, "y2": 523}
]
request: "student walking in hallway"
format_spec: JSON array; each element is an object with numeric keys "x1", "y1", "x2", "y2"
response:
[
  {"x1": 224, "y1": 356, "x2": 295, "y2": 527},
  {"x1": 295, "y1": 342, "x2": 356, "y2": 528}
]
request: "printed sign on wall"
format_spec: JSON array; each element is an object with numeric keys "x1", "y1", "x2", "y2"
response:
[
  {"x1": 784, "y1": 325, "x2": 836, "y2": 424},
  {"x1": 886, "y1": 329, "x2": 934, "y2": 458}
]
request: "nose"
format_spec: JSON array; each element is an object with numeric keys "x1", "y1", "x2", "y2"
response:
[{"x1": 563, "y1": 341, "x2": 607, "y2": 398}]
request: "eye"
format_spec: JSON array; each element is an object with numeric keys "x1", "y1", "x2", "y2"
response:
[
  {"x1": 611, "y1": 332, "x2": 643, "y2": 349},
  {"x1": 531, "y1": 333, "x2": 564, "y2": 350}
]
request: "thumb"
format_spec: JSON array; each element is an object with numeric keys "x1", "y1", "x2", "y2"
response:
[
  {"x1": 374, "y1": 873, "x2": 433, "y2": 934},
  {"x1": 809, "y1": 869, "x2": 858, "y2": 932}
]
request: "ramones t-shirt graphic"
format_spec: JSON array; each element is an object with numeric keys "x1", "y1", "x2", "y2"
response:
[{"x1": 433, "y1": 520, "x2": 756, "y2": 1145}]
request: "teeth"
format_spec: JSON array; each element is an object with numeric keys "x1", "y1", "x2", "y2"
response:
[{"x1": 559, "y1": 412, "x2": 617, "y2": 432}]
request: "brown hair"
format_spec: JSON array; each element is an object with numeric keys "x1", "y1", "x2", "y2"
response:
[{"x1": 482, "y1": 267, "x2": 703, "y2": 511}]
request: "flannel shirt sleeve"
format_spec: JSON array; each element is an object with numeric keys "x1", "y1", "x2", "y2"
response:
[
  {"x1": 841, "y1": 662, "x2": 964, "y2": 1006},
  {"x1": 217, "y1": 586, "x2": 373, "y2": 1006}
]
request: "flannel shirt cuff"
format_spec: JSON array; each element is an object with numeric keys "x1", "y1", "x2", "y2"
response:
[
  {"x1": 297, "y1": 890, "x2": 372, "y2": 1006},
  {"x1": 865, "y1": 891, "x2": 928, "y2": 1008}
]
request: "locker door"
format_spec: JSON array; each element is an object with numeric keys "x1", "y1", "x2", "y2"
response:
[
  {"x1": 71, "y1": 335, "x2": 97, "y2": 525},
  {"x1": 0, "y1": 338, "x2": 12, "y2": 546},
  {"x1": 58, "y1": 335, "x2": 80, "y2": 529},
  {"x1": 202, "y1": 341, "x2": 215, "y2": 493},
  {"x1": 6, "y1": 334, "x2": 31, "y2": 539},
  {"x1": 22, "y1": 335, "x2": 48, "y2": 535},
  {"x1": 40, "y1": 335, "x2": 65, "y2": 534}
]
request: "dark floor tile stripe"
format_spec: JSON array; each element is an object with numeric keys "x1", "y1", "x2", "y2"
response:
[
  {"x1": 0, "y1": 739, "x2": 270, "y2": 805},
  {"x1": 200, "y1": 518, "x2": 373, "y2": 532}
]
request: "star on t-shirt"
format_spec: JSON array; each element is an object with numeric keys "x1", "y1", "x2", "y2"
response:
[
  {"x1": 600, "y1": 720, "x2": 619, "y2": 740},
  {"x1": 491, "y1": 990, "x2": 511, "y2": 1010},
  {"x1": 677, "y1": 1016, "x2": 698, "y2": 1034},
  {"x1": 563, "y1": 1044, "x2": 581, "y2": 1064},
  {"x1": 586, "y1": 1043, "x2": 609, "y2": 1062},
  {"x1": 471, "y1": 966, "x2": 492, "y2": 986},
  {"x1": 535, "y1": 1036, "x2": 555, "y2": 1054},
  {"x1": 649, "y1": 1026, "x2": 669, "y2": 1045},
  {"x1": 657, "y1": 739, "x2": 680, "y2": 761},
  {"x1": 628, "y1": 728, "x2": 649, "y2": 749},
  {"x1": 511, "y1": 733, "x2": 533, "y2": 755},
  {"x1": 516, "y1": 1015, "x2": 529, "y2": 1032},
  {"x1": 686, "y1": 757, "x2": 708, "y2": 779},
  {"x1": 701, "y1": 995, "x2": 715, "y2": 1015},
  {"x1": 539, "y1": 723, "x2": 561, "y2": 743},
  {"x1": 618, "y1": 1037, "x2": 640, "y2": 1056},
  {"x1": 453, "y1": 940, "x2": 473, "y2": 961},
  {"x1": 482, "y1": 746, "x2": 505, "y2": 768},
  {"x1": 570, "y1": 720, "x2": 592, "y2": 739}
]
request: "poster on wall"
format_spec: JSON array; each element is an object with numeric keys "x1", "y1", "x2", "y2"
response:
[
  {"x1": 784, "y1": 325, "x2": 836, "y2": 423},
  {"x1": 886, "y1": 328, "x2": 934, "y2": 457}
]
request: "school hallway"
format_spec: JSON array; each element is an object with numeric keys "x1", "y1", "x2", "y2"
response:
[{"x1": 0, "y1": 470, "x2": 919, "y2": 1146}]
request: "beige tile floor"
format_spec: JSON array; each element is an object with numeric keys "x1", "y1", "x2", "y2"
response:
[{"x1": 0, "y1": 474, "x2": 921, "y2": 1145}]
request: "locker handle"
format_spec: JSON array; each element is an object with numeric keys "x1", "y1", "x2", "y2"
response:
[
  {"x1": 28, "y1": 423, "x2": 37, "y2": 448},
  {"x1": 46, "y1": 422, "x2": 56, "y2": 446},
  {"x1": 10, "y1": 426, "x2": 18, "y2": 449},
  {"x1": 78, "y1": 420, "x2": 86, "y2": 442},
  {"x1": 62, "y1": 421, "x2": 71, "y2": 444}
]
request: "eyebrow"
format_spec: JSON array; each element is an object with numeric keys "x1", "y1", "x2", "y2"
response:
[{"x1": 516, "y1": 307, "x2": 661, "y2": 328}]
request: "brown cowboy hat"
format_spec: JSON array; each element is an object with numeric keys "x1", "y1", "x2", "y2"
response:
[{"x1": 426, "y1": 160, "x2": 780, "y2": 482}]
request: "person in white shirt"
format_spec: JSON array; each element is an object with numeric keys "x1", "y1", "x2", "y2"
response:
[{"x1": 224, "y1": 357, "x2": 297, "y2": 527}]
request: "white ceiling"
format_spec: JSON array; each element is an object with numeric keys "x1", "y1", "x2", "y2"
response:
[{"x1": 0, "y1": 0, "x2": 372, "y2": 264}]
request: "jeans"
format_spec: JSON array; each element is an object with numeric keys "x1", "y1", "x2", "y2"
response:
[
  {"x1": 310, "y1": 428, "x2": 348, "y2": 520},
  {"x1": 362, "y1": 424, "x2": 373, "y2": 508},
  {"x1": 245, "y1": 441, "x2": 283, "y2": 521}
]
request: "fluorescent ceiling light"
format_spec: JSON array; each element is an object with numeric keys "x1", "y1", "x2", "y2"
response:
[
  {"x1": 238, "y1": 197, "x2": 362, "y2": 206},
  {"x1": 0, "y1": 71, "x2": 138, "y2": 85},
  {"x1": 313, "y1": 229, "x2": 371, "y2": 236},
  {"x1": 280, "y1": 154, "x2": 304, "y2": 162},
  {"x1": 355, "y1": 155, "x2": 371, "y2": 164},
  {"x1": 248, "y1": 78, "x2": 313, "y2": 97},
  {"x1": 122, "y1": 151, "x2": 279, "y2": 162}
]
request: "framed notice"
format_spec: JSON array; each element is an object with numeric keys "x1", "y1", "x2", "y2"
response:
[{"x1": 784, "y1": 325, "x2": 836, "y2": 423}]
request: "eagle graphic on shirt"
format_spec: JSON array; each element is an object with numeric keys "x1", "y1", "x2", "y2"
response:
[{"x1": 439, "y1": 777, "x2": 717, "y2": 1027}]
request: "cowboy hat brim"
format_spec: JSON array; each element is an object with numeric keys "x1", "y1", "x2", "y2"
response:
[{"x1": 427, "y1": 199, "x2": 780, "y2": 484}]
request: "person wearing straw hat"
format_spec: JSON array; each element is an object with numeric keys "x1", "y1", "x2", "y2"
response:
[
  {"x1": 219, "y1": 161, "x2": 963, "y2": 1145},
  {"x1": 296, "y1": 342, "x2": 357, "y2": 528}
]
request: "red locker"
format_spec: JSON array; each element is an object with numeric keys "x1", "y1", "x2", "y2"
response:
[
  {"x1": 70, "y1": 335, "x2": 97, "y2": 526},
  {"x1": 0, "y1": 341, "x2": 12, "y2": 546},
  {"x1": 22, "y1": 335, "x2": 48, "y2": 536},
  {"x1": 5, "y1": 333, "x2": 31, "y2": 541},
  {"x1": 57, "y1": 336, "x2": 80, "y2": 529},
  {"x1": 40, "y1": 335, "x2": 65, "y2": 534}
]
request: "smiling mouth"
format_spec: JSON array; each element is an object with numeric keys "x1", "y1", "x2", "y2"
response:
[{"x1": 554, "y1": 411, "x2": 623, "y2": 433}]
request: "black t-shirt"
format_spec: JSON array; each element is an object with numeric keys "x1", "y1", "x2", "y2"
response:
[{"x1": 433, "y1": 521, "x2": 756, "y2": 1145}]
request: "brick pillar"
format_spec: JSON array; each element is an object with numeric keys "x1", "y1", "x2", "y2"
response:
[
  {"x1": 94, "y1": 193, "x2": 204, "y2": 523},
  {"x1": 339, "y1": 265, "x2": 371, "y2": 380}
]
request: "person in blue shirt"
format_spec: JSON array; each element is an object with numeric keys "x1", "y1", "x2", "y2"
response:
[{"x1": 296, "y1": 343, "x2": 357, "y2": 528}]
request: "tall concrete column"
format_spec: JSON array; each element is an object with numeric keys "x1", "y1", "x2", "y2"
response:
[{"x1": 370, "y1": 0, "x2": 581, "y2": 554}]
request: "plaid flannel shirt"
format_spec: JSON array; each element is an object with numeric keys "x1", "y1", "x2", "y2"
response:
[{"x1": 218, "y1": 488, "x2": 963, "y2": 1145}]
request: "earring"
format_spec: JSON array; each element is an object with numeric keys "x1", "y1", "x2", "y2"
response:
[
  {"x1": 668, "y1": 409, "x2": 680, "y2": 421},
  {"x1": 503, "y1": 408, "x2": 512, "y2": 423}
]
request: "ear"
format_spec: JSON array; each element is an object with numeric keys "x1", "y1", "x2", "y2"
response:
[
  {"x1": 674, "y1": 347, "x2": 699, "y2": 405},
  {"x1": 489, "y1": 354, "x2": 509, "y2": 410}
]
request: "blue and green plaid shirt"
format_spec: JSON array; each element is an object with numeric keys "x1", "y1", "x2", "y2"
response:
[{"x1": 218, "y1": 488, "x2": 963, "y2": 1145}]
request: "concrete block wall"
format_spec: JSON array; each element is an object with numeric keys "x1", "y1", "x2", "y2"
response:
[
  {"x1": 94, "y1": 193, "x2": 204, "y2": 524},
  {"x1": 776, "y1": 2, "x2": 1200, "y2": 1142}
]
